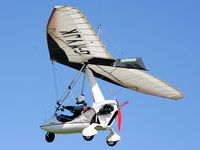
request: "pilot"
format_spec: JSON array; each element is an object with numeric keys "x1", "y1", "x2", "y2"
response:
[
  {"x1": 56, "y1": 94, "x2": 89, "y2": 122},
  {"x1": 63, "y1": 94, "x2": 88, "y2": 118}
]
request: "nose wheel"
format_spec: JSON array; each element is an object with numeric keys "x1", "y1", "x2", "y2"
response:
[{"x1": 45, "y1": 132, "x2": 55, "y2": 143}]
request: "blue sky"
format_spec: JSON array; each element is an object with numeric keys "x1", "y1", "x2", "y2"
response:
[{"x1": 0, "y1": 0, "x2": 199, "y2": 149}]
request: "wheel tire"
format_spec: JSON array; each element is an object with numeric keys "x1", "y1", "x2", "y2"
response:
[
  {"x1": 83, "y1": 135, "x2": 94, "y2": 141},
  {"x1": 106, "y1": 141, "x2": 117, "y2": 146},
  {"x1": 45, "y1": 132, "x2": 55, "y2": 143}
]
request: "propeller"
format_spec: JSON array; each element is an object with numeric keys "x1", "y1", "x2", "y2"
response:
[
  {"x1": 108, "y1": 87, "x2": 129, "y2": 132},
  {"x1": 117, "y1": 100, "x2": 129, "y2": 132}
]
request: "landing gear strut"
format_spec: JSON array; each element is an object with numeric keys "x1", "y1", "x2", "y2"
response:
[
  {"x1": 83, "y1": 135, "x2": 94, "y2": 141},
  {"x1": 45, "y1": 132, "x2": 55, "y2": 143},
  {"x1": 106, "y1": 128, "x2": 120, "y2": 146}
]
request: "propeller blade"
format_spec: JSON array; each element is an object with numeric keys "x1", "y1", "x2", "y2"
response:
[
  {"x1": 118, "y1": 108, "x2": 122, "y2": 131},
  {"x1": 120, "y1": 101, "x2": 129, "y2": 108}
]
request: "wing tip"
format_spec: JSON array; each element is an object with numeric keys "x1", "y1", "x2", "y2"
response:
[
  {"x1": 54, "y1": 6, "x2": 76, "y2": 10},
  {"x1": 55, "y1": 6, "x2": 63, "y2": 8},
  {"x1": 171, "y1": 92, "x2": 184, "y2": 100},
  {"x1": 55, "y1": 6, "x2": 70, "y2": 8}
]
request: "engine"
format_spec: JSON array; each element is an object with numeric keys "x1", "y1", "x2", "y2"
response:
[{"x1": 97, "y1": 104, "x2": 114, "y2": 115}]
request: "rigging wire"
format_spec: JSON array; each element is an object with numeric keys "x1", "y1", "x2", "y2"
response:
[
  {"x1": 107, "y1": 86, "x2": 125, "y2": 100},
  {"x1": 52, "y1": 61, "x2": 66, "y2": 89},
  {"x1": 51, "y1": 61, "x2": 59, "y2": 100},
  {"x1": 101, "y1": 26, "x2": 126, "y2": 58},
  {"x1": 95, "y1": 23, "x2": 125, "y2": 59},
  {"x1": 97, "y1": 24, "x2": 102, "y2": 37}
]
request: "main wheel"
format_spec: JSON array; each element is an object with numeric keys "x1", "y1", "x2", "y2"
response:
[
  {"x1": 45, "y1": 132, "x2": 55, "y2": 143},
  {"x1": 106, "y1": 141, "x2": 117, "y2": 146},
  {"x1": 83, "y1": 135, "x2": 94, "y2": 141}
]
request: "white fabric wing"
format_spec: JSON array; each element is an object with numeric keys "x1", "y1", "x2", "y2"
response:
[
  {"x1": 46, "y1": 6, "x2": 184, "y2": 100},
  {"x1": 88, "y1": 64, "x2": 184, "y2": 100}
]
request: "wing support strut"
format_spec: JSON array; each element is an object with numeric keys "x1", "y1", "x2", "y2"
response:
[{"x1": 54, "y1": 64, "x2": 86, "y2": 114}]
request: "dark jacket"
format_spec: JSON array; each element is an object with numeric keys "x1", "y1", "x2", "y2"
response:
[{"x1": 63, "y1": 102, "x2": 87, "y2": 117}]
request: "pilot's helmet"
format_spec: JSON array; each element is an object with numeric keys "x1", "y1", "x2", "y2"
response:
[{"x1": 76, "y1": 94, "x2": 85, "y2": 104}]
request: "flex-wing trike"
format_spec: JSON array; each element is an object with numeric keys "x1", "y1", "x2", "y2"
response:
[
  {"x1": 40, "y1": 66, "x2": 125, "y2": 147},
  {"x1": 40, "y1": 6, "x2": 184, "y2": 147}
]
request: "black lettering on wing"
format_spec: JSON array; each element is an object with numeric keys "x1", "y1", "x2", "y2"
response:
[
  {"x1": 67, "y1": 40, "x2": 83, "y2": 44},
  {"x1": 69, "y1": 44, "x2": 90, "y2": 55},
  {"x1": 60, "y1": 29, "x2": 91, "y2": 55},
  {"x1": 60, "y1": 29, "x2": 78, "y2": 35},
  {"x1": 63, "y1": 34, "x2": 81, "y2": 38}
]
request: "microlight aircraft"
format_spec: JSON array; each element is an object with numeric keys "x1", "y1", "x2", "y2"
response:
[{"x1": 40, "y1": 6, "x2": 184, "y2": 146}]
